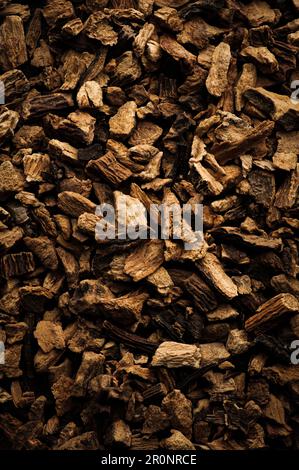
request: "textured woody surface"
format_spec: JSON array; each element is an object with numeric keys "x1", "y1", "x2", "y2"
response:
[
  {"x1": 245, "y1": 294, "x2": 299, "y2": 333},
  {"x1": 152, "y1": 341, "x2": 202, "y2": 368},
  {"x1": 0, "y1": 0, "x2": 298, "y2": 452}
]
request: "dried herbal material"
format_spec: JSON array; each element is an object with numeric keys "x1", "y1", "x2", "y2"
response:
[{"x1": 0, "y1": 0, "x2": 298, "y2": 453}]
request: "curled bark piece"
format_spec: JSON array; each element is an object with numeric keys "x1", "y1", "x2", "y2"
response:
[
  {"x1": 124, "y1": 240, "x2": 164, "y2": 282},
  {"x1": 0, "y1": 15, "x2": 27, "y2": 71},
  {"x1": 160, "y1": 34, "x2": 197, "y2": 66},
  {"x1": 196, "y1": 252, "x2": 238, "y2": 300},
  {"x1": 24, "y1": 236, "x2": 58, "y2": 271},
  {"x1": 245, "y1": 294, "x2": 299, "y2": 333},
  {"x1": 103, "y1": 320, "x2": 158, "y2": 353},
  {"x1": 244, "y1": 87, "x2": 299, "y2": 131},
  {"x1": 240, "y1": 46, "x2": 279, "y2": 74},
  {"x1": 57, "y1": 191, "x2": 96, "y2": 218},
  {"x1": 1, "y1": 252, "x2": 35, "y2": 279}
]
